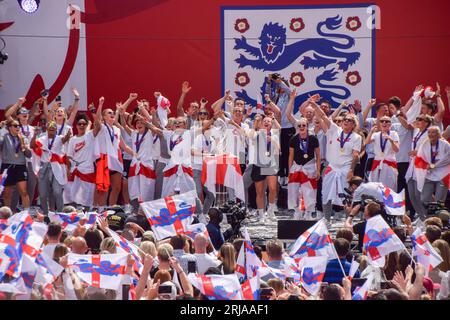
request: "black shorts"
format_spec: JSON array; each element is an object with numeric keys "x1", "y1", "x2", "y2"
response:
[
  {"x1": 122, "y1": 159, "x2": 132, "y2": 179},
  {"x1": 251, "y1": 165, "x2": 277, "y2": 182},
  {"x1": 1, "y1": 164, "x2": 28, "y2": 186}
]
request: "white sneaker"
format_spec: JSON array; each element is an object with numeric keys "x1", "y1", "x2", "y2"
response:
[
  {"x1": 258, "y1": 209, "x2": 266, "y2": 224},
  {"x1": 124, "y1": 204, "x2": 132, "y2": 214},
  {"x1": 267, "y1": 204, "x2": 277, "y2": 220}
]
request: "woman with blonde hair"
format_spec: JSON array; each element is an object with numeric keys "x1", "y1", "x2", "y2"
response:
[
  {"x1": 140, "y1": 241, "x2": 157, "y2": 258},
  {"x1": 100, "y1": 237, "x2": 117, "y2": 254},
  {"x1": 218, "y1": 243, "x2": 236, "y2": 275}
]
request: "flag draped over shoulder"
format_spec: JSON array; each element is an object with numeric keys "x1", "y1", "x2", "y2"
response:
[
  {"x1": 140, "y1": 191, "x2": 196, "y2": 240},
  {"x1": 363, "y1": 215, "x2": 406, "y2": 267}
]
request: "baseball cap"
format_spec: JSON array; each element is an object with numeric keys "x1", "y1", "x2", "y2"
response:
[
  {"x1": 17, "y1": 107, "x2": 29, "y2": 115},
  {"x1": 423, "y1": 277, "x2": 440, "y2": 296}
]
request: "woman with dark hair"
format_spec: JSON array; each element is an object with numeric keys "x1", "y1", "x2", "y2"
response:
[
  {"x1": 84, "y1": 229, "x2": 104, "y2": 254},
  {"x1": 0, "y1": 119, "x2": 32, "y2": 209}
]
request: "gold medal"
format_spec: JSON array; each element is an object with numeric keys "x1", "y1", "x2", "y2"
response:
[
  {"x1": 303, "y1": 154, "x2": 308, "y2": 159},
  {"x1": 339, "y1": 148, "x2": 344, "y2": 154},
  {"x1": 430, "y1": 164, "x2": 435, "y2": 169},
  {"x1": 15, "y1": 153, "x2": 19, "y2": 158},
  {"x1": 380, "y1": 152, "x2": 385, "y2": 157},
  {"x1": 266, "y1": 152, "x2": 270, "y2": 157}
]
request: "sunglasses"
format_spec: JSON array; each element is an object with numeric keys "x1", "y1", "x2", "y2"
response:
[
  {"x1": 10, "y1": 124, "x2": 20, "y2": 128},
  {"x1": 106, "y1": 111, "x2": 114, "y2": 115},
  {"x1": 173, "y1": 121, "x2": 185, "y2": 125},
  {"x1": 335, "y1": 120, "x2": 343, "y2": 123},
  {"x1": 77, "y1": 122, "x2": 87, "y2": 126},
  {"x1": 298, "y1": 124, "x2": 307, "y2": 128},
  {"x1": 380, "y1": 120, "x2": 391, "y2": 124},
  {"x1": 199, "y1": 112, "x2": 209, "y2": 116},
  {"x1": 343, "y1": 118, "x2": 354, "y2": 123}
]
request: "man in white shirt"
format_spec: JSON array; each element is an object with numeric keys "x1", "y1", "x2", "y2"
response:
[{"x1": 193, "y1": 234, "x2": 220, "y2": 275}]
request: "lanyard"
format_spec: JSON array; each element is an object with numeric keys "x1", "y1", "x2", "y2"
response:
[
  {"x1": 430, "y1": 140, "x2": 439, "y2": 164},
  {"x1": 135, "y1": 129, "x2": 148, "y2": 153},
  {"x1": 380, "y1": 131, "x2": 390, "y2": 153},
  {"x1": 299, "y1": 136, "x2": 309, "y2": 154},
  {"x1": 266, "y1": 131, "x2": 272, "y2": 155},
  {"x1": 9, "y1": 134, "x2": 20, "y2": 154},
  {"x1": 48, "y1": 136, "x2": 56, "y2": 150},
  {"x1": 58, "y1": 120, "x2": 65, "y2": 136},
  {"x1": 105, "y1": 124, "x2": 115, "y2": 144},
  {"x1": 20, "y1": 124, "x2": 30, "y2": 138},
  {"x1": 413, "y1": 129, "x2": 427, "y2": 150},
  {"x1": 339, "y1": 131, "x2": 353, "y2": 149},
  {"x1": 170, "y1": 133, "x2": 183, "y2": 151}
]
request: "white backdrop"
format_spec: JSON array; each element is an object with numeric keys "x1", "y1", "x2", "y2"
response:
[
  {"x1": 223, "y1": 5, "x2": 374, "y2": 112},
  {"x1": 0, "y1": 0, "x2": 87, "y2": 109}
]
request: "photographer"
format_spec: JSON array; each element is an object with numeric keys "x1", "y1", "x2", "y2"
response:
[
  {"x1": 206, "y1": 208, "x2": 225, "y2": 250},
  {"x1": 345, "y1": 201, "x2": 382, "y2": 251}
]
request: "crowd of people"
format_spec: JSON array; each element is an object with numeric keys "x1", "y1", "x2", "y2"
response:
[{"x1": 0, "y1": 75, "x2": 449, "y2": 300}]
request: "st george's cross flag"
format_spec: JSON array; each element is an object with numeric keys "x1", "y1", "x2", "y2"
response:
[
  {"x1": 156, "y1": 94, "x2": 171, "y2": 128},
  {"x1": 411, "y1": 227, "x2": 443, "y2": 275},
  {"x1": 140, "y1": 191, "x2": 196, "y2": 240},
  {"x1": 48, "y1": 211, "x2": 97, "y2": 233},
  {"x1": 67, "y1": 253, "x2": 128, "y2": 290},
  {"x1": 363, "y1": 215, "x2": 406, "y2": 267},
  {"x1": 202, "y1": 154, "x2": 245, "y2": 202},
  {"x1": 352, "y1": 273, "x2": 375, "y2": 300},
  {"x1": 241, "y1": 272, "x2": 260, "y2": 300},
  {"x1": 108, "y1": 228, "x2": 143, "y2": 273},
  {"x1": 0, "y1": 211, "x2": 47, "y2": 278},
  {"x1": 289, "y1": 219, "x2": 338, "y2": 262},
  {"x1": 298, "y1": 256, "x2": 327, "y2": 296},
  {"x1": 0, "y1": 255, "x2": 37, "y2": 299},
  {"x1": 379, "y1": 187, "x2": 405, "y2": 216},
  {"x1": 35, "y1": 252, "x2": 64, "y2": 286},
  {"x1": 183, "y1": 223, "x2": 210, "y2": 242},
  {"x1": 188, "y1": 273, "x2": 243, "y2": 300},
  {"x1": 348, "y1": 258, "x2": 360, "y2": 281}
]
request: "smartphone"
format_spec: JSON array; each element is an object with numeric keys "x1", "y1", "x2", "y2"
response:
[
  {"x1": 187, "y1": 261, "x2": 196, "y2": 274},
  {"x1": 55, "y1": 95, "x2": 62, "y2": 102},
  {"x1": 158, "y1": 285, "x2": 172, "y2": 294},
  {"x1": 259, "y1": 288, "x2": 273, "y2": 300}
]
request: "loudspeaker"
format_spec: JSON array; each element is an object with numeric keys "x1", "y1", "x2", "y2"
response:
[{"x1": 277, "y1": 220, "x2": 317, "y2": 240}]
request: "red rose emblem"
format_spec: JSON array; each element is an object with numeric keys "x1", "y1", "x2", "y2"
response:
[
  {"x1": 346, "y1": 71, "x2": 362, "y2": 86},
  {"x1": 289, "y1": 72, "x2": 305, "y2": 87},
  {"x1": 289, "y1": 18, "x2": 305, "y2": 33},
  {"x1": 346, "y1": 16, "x2": 362, "y2": 31},
  {"x1": 235, "y1": 72, "x2": 250, "y2": 87},
  {"x1": 234, "y1": 18, "x2": 250, "y2": 33}
]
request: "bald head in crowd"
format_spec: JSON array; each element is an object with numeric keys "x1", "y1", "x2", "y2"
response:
[
  {"x1": 71, "y1": 237, "x2": 88, "y2": 254},
  {"x1": 194, "y1": 234, "x2": 208, "y2": 254}
]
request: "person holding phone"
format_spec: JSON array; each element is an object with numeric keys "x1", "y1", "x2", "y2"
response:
[{"x1": 0, "y1": 119, "x2": 32, "y2": 209}]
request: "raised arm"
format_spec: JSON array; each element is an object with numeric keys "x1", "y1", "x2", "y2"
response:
[
  {"x1": 401, "y1": 85, "x2": 423, "y2": 114},
  {"x1": 5, "y1": 97, "x2": 26, "y2": 121},
  {"x1": 177, "y1": 81, "x2": 191, "y2": 117},
  {"x1": 211, "y1": 89, "x2": 231, "y2": 113},
  {"x1": 121, "y1": 93, "x2": 138, "y2": 113},
  {"x1": 286, "y1": 90, "x2": 299, "y2": 126},
  {"x1": 434, "y1": 83, "x2": 445, "y2": 124},
  {"x1": 364, "y1": 125, "x2": 377, "y2": 146},
  {"x1": 118, "y1": 105, "x2": 132, "y2": 136},
  {"x1": 362, "y1": 98, "x2": 377, "y2": 125},
  {"x1": 309, "y1": 95, "x2": 331, "y2": 131},
  {"x1": 93, "y1": 97, "x2": 104, "y2": 137},
  {"x1": 66, "y1": 88, "x2": 80, "y2": 126},
  {"x1": 265, "y1": 94, "x2": 282, "y2": 124},
  {"x1": 331, "y1": 101, "x2": 348, "y2": 121}
]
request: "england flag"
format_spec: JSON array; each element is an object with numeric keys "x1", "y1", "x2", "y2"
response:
[
  {"x1": 140, "y1": 191, "x2": 196, "y2": 240},
  {"x1": 188, "y1": 273, "x2": 243, "y2": 300}
]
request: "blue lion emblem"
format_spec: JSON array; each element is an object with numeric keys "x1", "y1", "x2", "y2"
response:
[
  {"x1": 151, "y1": 202, "x2": 194, "y2": 227},
  {"x1": 76, "y1": 259, "x2": 123, "y2": 276},
  {"x1": 0, "y1": 241, "x2": 20, "y2": 279},
  {"x1": 295, "y1": 232, "x2": 330, "y2": 256},
  {"x1": 234, "y1": 16, "x2": 360, "y2": 72},
  {"x1": 208, "y1": 286, "x2": 239, "y2": 300},
  {"x1": 363, "y1": 228, "x2": 393, "y2": 250},
  {"x1": 301, "y1": 267, "x2": 322, "y2": 285}
]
